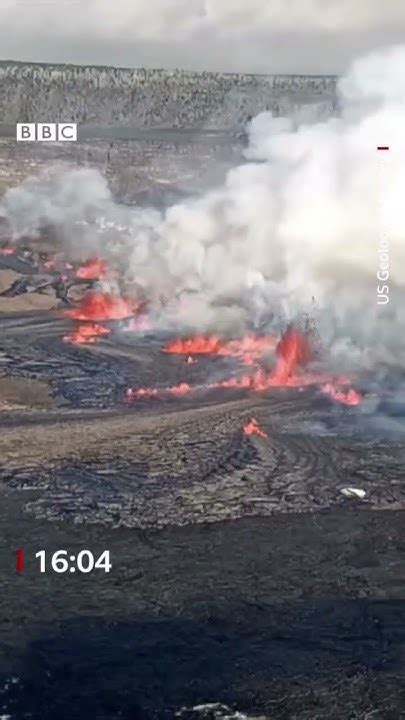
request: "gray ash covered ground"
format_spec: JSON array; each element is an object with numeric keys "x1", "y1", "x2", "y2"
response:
[
  {"x1": 0, "y1": 139, "x2": 405, "y2": 719},
  {"x1": 3, "y1": 497, "x2": 405, "y2": 719},
  {"x1": 0, "y1": 132, "x2": 241, "y2": 204}
]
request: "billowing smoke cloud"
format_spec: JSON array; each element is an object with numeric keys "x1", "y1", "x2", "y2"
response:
[
  {"x1": 1, "y1": 1, "x2": 405, "y2": 73},
  {"x1": 1, "y1": 45, "x2": 405, "y2": 374}
]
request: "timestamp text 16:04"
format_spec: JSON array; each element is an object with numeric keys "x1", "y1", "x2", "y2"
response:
[{"x1": 34, "y1": 550, "x2": 112, "y2": 573}]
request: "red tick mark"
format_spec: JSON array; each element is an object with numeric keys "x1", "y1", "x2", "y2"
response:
[{"x1": 16, "y1": 549, "x2": 24, "y2": 574}]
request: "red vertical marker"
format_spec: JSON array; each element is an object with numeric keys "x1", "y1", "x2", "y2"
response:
[{"x1": 16, "y1": 548, "x2": 24, "y2": 574}]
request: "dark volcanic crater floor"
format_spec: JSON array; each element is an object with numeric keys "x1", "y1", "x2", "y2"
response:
[
  {"x1": 1, "y1": 309, "x2": 405, "y2": 718},
  {"x1": 0, "y1": 309, "x2": 404, "y2": 529}
]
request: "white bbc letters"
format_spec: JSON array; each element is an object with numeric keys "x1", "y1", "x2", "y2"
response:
[{"x1": 16, "y1": 123, "x2": 77, "y2": 142}]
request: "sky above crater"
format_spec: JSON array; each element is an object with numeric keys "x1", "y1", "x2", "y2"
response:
[{"x1": 1, "y1": 0, "x2": 405, "y2": 73}]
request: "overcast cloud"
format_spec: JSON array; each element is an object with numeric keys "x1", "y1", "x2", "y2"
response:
[{"x1": 1, "y1": 0, "x2": 405, "y2": 73}]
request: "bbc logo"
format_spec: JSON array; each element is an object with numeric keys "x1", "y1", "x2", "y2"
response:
[{"x1": 16, "y1": 123, "x2": 77, "y2": 142}]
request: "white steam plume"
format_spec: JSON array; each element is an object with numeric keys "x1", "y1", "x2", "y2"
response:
[{"x1": 1, "y1": 45, "x2": 405, "y2": 373}]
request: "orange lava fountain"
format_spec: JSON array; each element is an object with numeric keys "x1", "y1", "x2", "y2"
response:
[{"x1": 211, "y1": 327, "x2": 314, "y2": 391}]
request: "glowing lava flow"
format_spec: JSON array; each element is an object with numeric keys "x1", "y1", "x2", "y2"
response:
[
  {"x1": 43, "y1": 259, "x2": 56, "y2": 270},
  {"x1": 63, "y1": 323, "x2": 111, "y2": 345},
  {"x1": 212, "y1": 327, "x2": 314, "y2": 390},
  {"x1": 76, "y1": 257, "x2": 108, "y2": 280},
  {"x1": 65, "y1": 292, "x2": 137, "y2": 321},
  {"x1": 321, "y1": 383, "x2": 362, "y2": 406},
  {"x1": 164, "y1": 334, "x2": 277, "y2": 365},
  {"x1": 36, "y1": 252, "x2": 73, "y2": 271},
  {"x1": 126, "y1": 326, "x2": 363, "y2": 404},
  {"x1": 165, "y1": 335, "x2": 222, "y2": 355},
  {"x1": 243, "y1": 418, "x2": 267, "y2": 438},
  {"x1": 126, "y1": 382, "x2": 191, "y2": 400},
  {"x1": 63, "y1": 287, "x2": 149, "y2": 346},
  {"x1": 0, "y1": 246, "x2": 15, "y2": 255}
]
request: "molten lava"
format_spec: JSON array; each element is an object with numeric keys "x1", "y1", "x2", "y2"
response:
[
  {"x1": 167, "y1": 382, "x2": 191, "y2": 396},
  {"x1": 164, "y1": 334, "x2": 277, "y2": 364},
  {"x1": 65, "y1": 292, "x2": 137, "y2": 321},
  {"x1": 126, "y1": 382, "x2": 191, "y2": 400},
  {"x1": 272, "y1": 327, "x2": 313, "y2": 384},
  {"x1": 210, "y1": 328, "x2": 315, "y2": 391},
  {"x1": 43, "y1": 259, "x2": 56, "y2": 270},
  {"x1": 1, "y1": 246, "x2": 15, "y2": 255},
  {"x1": 126, "y1": 387, "x2": 158, "y2": 399},
  {"x1": 126, "y1": 326, "x2": 362, "y2": 405},
  {"x1": 321, "y1": 383, "x2": 362, "y2": 406},
  {"x1": 76, "y1": 257, "x2": 108, "y2": 280},
  {"x1": 165, "y1": 335, "x2": 223, "y2": 355},
  {"x1": 63, "y1": 323, "x2": 111, "y2": 345},
  {"x1": 40, "y1": 255, "x2": 74, "y2": 274},
  {"x1": 243, "y1": 418, "x2": 267, "y2": 438}
]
